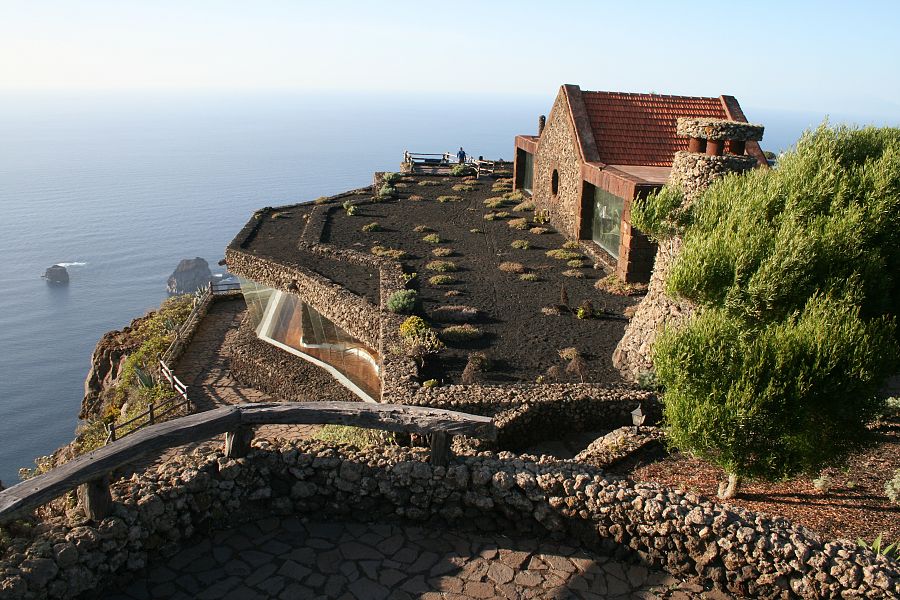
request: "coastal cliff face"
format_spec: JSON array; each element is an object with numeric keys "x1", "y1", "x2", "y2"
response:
[{"x1": 81, "y1": 315, "x2": 150, "y2": 421}]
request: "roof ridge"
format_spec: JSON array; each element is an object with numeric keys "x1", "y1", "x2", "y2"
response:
[{"x1": 581, "y1": 90, "x2": 721, "y2": 102}]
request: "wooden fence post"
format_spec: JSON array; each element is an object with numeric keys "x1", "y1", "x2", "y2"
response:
[
  {"x1": 430, "y1": 432, "x2": 452, "y2": 467},
  {"x1": 224, "y1": 426, "x2": 253, "y2": 458},
  {"x1": 77, "y1": 476, "x2": 112, "y2": 521},
  {"x1": 148, "y1": 403, "x2": 155, "y2": 425}
]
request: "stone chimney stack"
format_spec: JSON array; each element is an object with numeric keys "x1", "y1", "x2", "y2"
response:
[
  {"x1": 612, "y1": 118, "x2": 765, "y2": 381},
  {"x1": 538, "y1": 115, "x2": 546, "y2": 136}
]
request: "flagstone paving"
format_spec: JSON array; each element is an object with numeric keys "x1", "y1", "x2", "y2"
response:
[{"x1": 100, "y1": 517, "x2": 696, "y2": 600}]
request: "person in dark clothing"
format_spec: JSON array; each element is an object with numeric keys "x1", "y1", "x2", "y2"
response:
[{"x1": 457, "y1": 147, "x2": 466, "y2": 164}]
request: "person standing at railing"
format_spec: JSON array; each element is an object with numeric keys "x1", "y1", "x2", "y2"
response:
[{"x1": 457, "y1": 147, "x2": 466, "y2": 164}]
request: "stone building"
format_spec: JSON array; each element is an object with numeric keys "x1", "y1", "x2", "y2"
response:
[{"x1": 513, "y1": 85, "x2": 767, "y2": 283}]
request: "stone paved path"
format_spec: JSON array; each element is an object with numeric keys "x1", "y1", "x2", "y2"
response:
[{"x1": 101, "y1": 517, "x2": 682, "y2": 600}]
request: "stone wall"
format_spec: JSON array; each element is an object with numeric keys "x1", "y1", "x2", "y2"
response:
[
  {"x1": 613, "y1": 150, "x2": 758, "y2": 381},
  {"x1": 2, "y1": 440, "x2": 896, "y2": 599},
  {"x1": 532, "y1": 89, "x2": 584, "y2": 239}
]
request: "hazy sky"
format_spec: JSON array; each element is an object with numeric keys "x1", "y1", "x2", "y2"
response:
[{"x1": 2, "y1": 0, "x2": 898, "y2": 118}]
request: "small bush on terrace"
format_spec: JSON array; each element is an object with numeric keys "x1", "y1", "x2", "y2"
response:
[
  {"x1": 483, "y1": 197, "x2": 507, "y2": 209},
  {"x1": 453, "y1": 184, "x2": 475, "y2": 192},
  {"x1": 499, "y1": 261, "x2": 526, "y2": 274},
  {"x1": 508, "y1": 218, "x2": 529, "y2": 230},
  {"x1": 408, "y1": 194, "x2": 425, "y2": 201},
  {"x1": 513, "y1": 201, "x2": 535, "y2": 212},
  {"x1": 450, "y1": 164, "x2": 475, "y2": 177},
  {"x1": 441, "y1": 324, "x2": 484, "y2": 343},
  {"x1": 562, "y1": 269, "x2": 585, "y2": 279},
  {"x1": 386, "y1": 289, "x2": 417, "y2": 314},
  {"x1": 361, "y1": 222, "x2": 380, "y2": 232},
  {"x1": 652, "y1": 125, "x2": 900, "y2": 496},
  {"x1": 418, "y1": 180, "x2": 441, "y2": 187},
  {"x1": 382, "y1": 172, "x2": 402, "y2": 184},
  {"x1": 503, "y1": 190, "x2": 524, "y2": 201},
  {"x1": 377, "y1": 184, "x2": 397, "y2": 199},
  {"x1": 437, "y1": 195, "x2": 462, "y2": 203},
  {"x1": 511, "y1": 239, "x2": 530, "y2": 250},
  {"x1": 530, "y1": 227, "x2": 548, "y2": 235},
  {"x1": 519, "y1": 273, "x2": 539, "y2": 282},
  {"x1": 547, "y1": 249, "x2": 583, "y2": 261},
  {"x1": 429, "y1": 275, "x2": 456, "y2": 285},
  {"x1": 432, "y1": 247, "x2": 454, "y2": 257},
  {"x1": 426, "y1": 260, "x2": 457, "y2": 272},
  {"x1": 371, "y1": 245, "x2": 407, "y2": 259},
  {"x1": 413, "y1": 225, "x2": 434, "y2": 233},
  {"x1": 399, "y1": 317, "x2": 444, "y2": 366},
  {"x1": 422, "y1": 233, "x2": 441, "y2": 244},
  {"x1": 399, "y1": 316, "x2": 429, "y2": 338}
]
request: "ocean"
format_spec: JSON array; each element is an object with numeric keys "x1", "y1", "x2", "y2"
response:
[{"x1": 0, "y1": 91, "x2": 872, "y2": 484}]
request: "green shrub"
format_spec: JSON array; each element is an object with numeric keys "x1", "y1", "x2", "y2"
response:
[
  {"x1": 483, "y1": 197, "x2": 507, "y2": 208},
  {"x1": 508, "y1": 218, "x2": 529, "y2": 230},
  {"x1": 441, "y1": 324, "x2": 484, "y2": 342},
  {"x1": 450, "y1": 164, "x2": 474, "y2": 177},
  {"x1": 399, "y1": 316, "x2": 429, "y2": 338},
  {"x1": 423, "y1": 379, "x2": 439, "y2": 388},
  {"x1": 431, "y1": 247, "x2": 454, "y2": 257},
  {"x1": 562, "y1": 269, "x2": 585, "y2": 278},
  {"x1": 377, "y1": 184, "x2": 397, "y2": 199},
  {"x1": 386, "y1": 289, "x2": 417, "y2": 314},
  {"x1": 382, "y1": 172, "x2": 401, "y2": 184},
  {"x1": 562, "y1": 240, "x2": 580, "y2": 250},
  {"x1": 546, "y1": 249, "x2": 583, "y2": 261},
  {"x1": 429, "y1": 275, "x2": 456, "y2": 285},
  {"x1": 343, "y1": 200, "x2": 356, "y2": 216},
  {"x1": 426, "y1": 260, "x2": 457, "y2": 272},
  {"x1": 503, "y1": 190, "x2": 524, "y2": 201},
  {"x1": 654, "y1": 125, "x2": 900, "y2": 489},
  {"x1": 499, "y1": 261, "x2": 526, "y2": 274},
  {"x1": 418, "y1": 180, "x2": 441, "y2": 187},
  {"x1": 437, "y1": 195, "x2": 462, "y2": 203},
  {"x1": 371, "y1": 245, "x2": 407, "y2": 259},
  {"x1": 422, "y1": 233, "x2": 441, "y2": 244},
  {"x1": 362, "y1": 222, "x2": 380, "y2": 232},
  {"x1": 887, "y1": 469, "x2": 900, "y2": 505},
  {"x1": 513, "y1": 201, "x2": 535, "y2": 212},
  {"x1": 567, "y1": 259, "x2": 585, "y2": 268},
  {"x1": 519, "y1": 273, "x2": 539, "y2": 282},
  {"x1": 452, "y1": 184, "x2": 475, "y2": 192},
  {"x1": 511, "y1": 239, "x2": 530, "y2": 250}
]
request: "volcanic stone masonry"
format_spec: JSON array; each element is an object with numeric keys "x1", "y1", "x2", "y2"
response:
[
  {"x1": 1, "y1": 440, "x2": 895, "y2": 599},
  {"x1": 612, "y1": 119, "x2": 763, "y2": 381}
]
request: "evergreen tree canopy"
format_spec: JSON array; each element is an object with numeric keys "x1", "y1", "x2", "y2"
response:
[{"x1": 641, "y1": 125, "x2": 900, "y2": 481}]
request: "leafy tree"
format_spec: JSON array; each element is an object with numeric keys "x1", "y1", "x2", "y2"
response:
[{"x1": 642, "y1": 124, "x2": 900, "y2": 497}]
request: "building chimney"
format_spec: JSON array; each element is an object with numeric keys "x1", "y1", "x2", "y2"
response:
[{"x1": 538, "y1": 115, "x2": 546, "y2": 136}]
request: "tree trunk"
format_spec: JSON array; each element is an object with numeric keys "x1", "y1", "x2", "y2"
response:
[{"x1": 717, "y1": 473, "x2": 741, "y2": 499}]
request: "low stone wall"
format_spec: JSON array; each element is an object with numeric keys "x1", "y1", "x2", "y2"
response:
[
  {"x1": 2, "y1": 440, "x2": 896, "y2": 599},
  {"x1": 228, "y1": 319, "x2": 360, "y2": 404},
  {"x1": 407, "y1": 383, "x2": 658, "y2": 449}
]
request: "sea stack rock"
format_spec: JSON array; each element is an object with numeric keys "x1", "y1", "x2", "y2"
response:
[
  {"x1": 167, "y1": 257, "x2": 213, "y2": 294},
  {"x1": 43, "y1": 264, "x2": 69, "y2": 284}
]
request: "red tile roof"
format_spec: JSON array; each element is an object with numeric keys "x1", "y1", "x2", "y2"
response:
[{"x1": 581, "y1": 91, "x2": 728, "y2": 166}]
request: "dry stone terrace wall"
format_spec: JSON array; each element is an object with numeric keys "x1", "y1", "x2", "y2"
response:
[
  {"x1": 406, "y1": 384, "x2": 658, "y2": 449},
  {"x1": 2, "y1": 440, "x2": 896, "y2": 599},
  {"x1": 533, "y1": 89, "x2": 584, "y2": 239}
]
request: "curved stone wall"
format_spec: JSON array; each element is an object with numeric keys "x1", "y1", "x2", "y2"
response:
[{"x1": 1, "y1": 441, "x2": 896, "y2": 599}]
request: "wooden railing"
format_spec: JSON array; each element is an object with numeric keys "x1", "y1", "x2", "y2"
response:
[
  {"x1": 107, "y1": 280, "x2": 243, "y2": 443},
  {"x1": 403, "y1": 151, "x2": 451, "y2": 167},
  {"x1": 0, "y1": 402, "x2": 496, "y2": 523}
]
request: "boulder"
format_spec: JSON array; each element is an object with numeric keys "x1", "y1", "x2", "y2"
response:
[
  {"x1": 43, "y1": 264, "x2": 69, "y2": 284},
  {"x1": 167, "y1": 257, "x2": 213, "y2": 294}
]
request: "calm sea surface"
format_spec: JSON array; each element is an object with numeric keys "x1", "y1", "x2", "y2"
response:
[{"x1": 0, "y1": 91, "x2": 865, "y2": 484}]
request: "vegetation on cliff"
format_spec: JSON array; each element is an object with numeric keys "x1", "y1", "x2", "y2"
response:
[{"x1": 647, "y1": 125, "x2": 900, "y2": 493}]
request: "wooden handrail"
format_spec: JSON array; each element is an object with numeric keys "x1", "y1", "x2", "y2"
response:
[{"x1": 0, "y1": 402, "x2": 496, "y2": 523}]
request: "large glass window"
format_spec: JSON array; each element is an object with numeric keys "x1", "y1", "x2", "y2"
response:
[
  {"x1": 240, "y1": 279, "x2": 380, "y2": 401},
  {"x1": 591, "y1": 188, "x2": 625, "y2": 259},
  {"x1": 523, "y1": 152, "x2": 534, "y2": 194}
]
